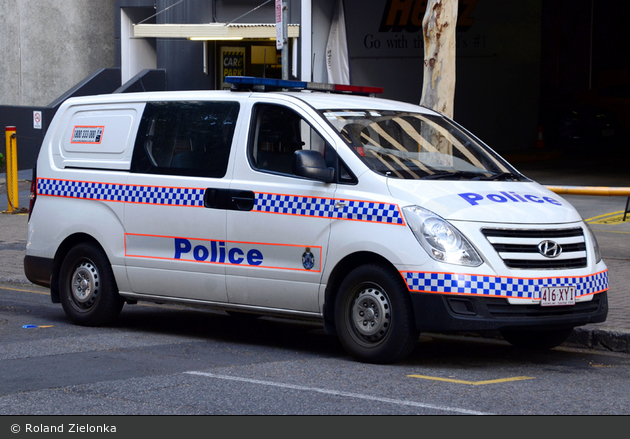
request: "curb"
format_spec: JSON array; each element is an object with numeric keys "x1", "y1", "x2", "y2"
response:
[
  {"x1": 458, "y1": 327, "x2": 630, "y2": 355},
  {"x1": 568, "y1": 326, "x2": 630, "y2": 354}
]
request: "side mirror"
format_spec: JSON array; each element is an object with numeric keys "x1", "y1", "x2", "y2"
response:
[{"x1": 292, "y1": 150, "x2": 335, "y2": 183}]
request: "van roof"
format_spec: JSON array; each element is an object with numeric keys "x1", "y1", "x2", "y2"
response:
[{"x1": 60, "y1": 89, "x2": 438, "y2": 116}]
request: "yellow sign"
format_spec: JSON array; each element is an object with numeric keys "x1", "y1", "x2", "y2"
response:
[{"x1": 221, "y1": 46, "x2": 246, "y2": 88}]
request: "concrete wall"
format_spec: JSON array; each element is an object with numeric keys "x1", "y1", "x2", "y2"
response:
[{"x1": 0, "y1": 0, "x2": 116, "y2": 107}]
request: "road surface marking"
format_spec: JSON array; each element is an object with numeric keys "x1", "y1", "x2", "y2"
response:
[
  {"x1": 585, "y1": 211, "x2": 629, "y2": 225},
  {"x1": 407, "y1": 374, "x2": 535, "y2": 385},
  {"x1": 1, "y1": 286, "x2": 49, "y2": 295},
  {"x1": 184, "y1": 371, "x2": 493, "y2": 415}
]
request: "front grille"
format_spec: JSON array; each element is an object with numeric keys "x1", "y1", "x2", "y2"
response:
[{"x1": 482, "y1": 227, "x2": 587, "y2": 270}]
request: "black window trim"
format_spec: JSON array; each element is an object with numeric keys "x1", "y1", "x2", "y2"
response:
[
  {"x1": 246, "y1": 102, "x2": 358, "y2": 185},
  {"x1": 130, "y1": 100, "x2": 240, "y2": 179}
]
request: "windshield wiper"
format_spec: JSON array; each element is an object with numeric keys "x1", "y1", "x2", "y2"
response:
[
  {"x1": 480, "y1": 172, "x2": 524, "y2": 181},
  {"x1": 421, "y1": 171, "x2": 524, "y2": 181},
  {"x1": 421, "y1": 171, "x2": 489, "y2": 180}
]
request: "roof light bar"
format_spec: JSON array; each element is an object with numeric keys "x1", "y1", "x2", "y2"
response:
[{"x1": 225, "y1": 76, "x2": 383, "y2": 95}]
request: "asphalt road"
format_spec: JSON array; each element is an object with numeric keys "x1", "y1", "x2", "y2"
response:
[
  {"x1": 2, "y1": 158, "x2": 630, "y2": 418},
  {"x1": 1, "y1": 283, "x2": 630, "y2": 416}
]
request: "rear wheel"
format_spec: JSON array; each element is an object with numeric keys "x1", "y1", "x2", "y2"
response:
[
  {"x1": 334, "y1": 264, "x2": 419, "y2": 364},
  {"x1": 500, "y1": 327, "x2": 574, "y2": 350},
  {"x1": 59, "y1": 242, "x2": 124, "y2": 326}
]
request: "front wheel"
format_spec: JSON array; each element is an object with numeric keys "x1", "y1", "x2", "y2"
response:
[
  {"x1": 59, "y1": 242, "x2": 124, "y2": 326},
  {"x1": 500, "y1": 327, "x2": 574, "y2": 350},
  {"x1": 334, "y1": 264, "x2": 419, "y2": 364}
]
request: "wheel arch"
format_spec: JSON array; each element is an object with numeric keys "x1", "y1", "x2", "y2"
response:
[
  {"x1": 322, "y1": 251, "x2": 406, "y2": 335},
  {"x1": 50, "y1": 233, "x2": 109, "y2": 303}
]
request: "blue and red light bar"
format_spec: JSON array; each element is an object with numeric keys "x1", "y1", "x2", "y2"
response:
[{"x1": 225, "y1": 76, "x2": 383, "y2": 96}]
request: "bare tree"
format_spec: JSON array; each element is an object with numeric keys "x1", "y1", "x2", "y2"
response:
[{"x1": 420, "y1": 0, "x2": 458, "y2": 119}]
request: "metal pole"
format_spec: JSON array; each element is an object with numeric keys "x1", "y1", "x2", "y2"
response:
[
  {"x1": 282, "y1": 2, "x2": 289, "y2": 80},
  {"x1": 589, "y1": 0, "x2": 594, "y2": 90},
  {"x1": 300, "y1": 0, "x2": 312, "y2": 81},
  {"x1": 4, "y1": 126, "x2": 18, "y2": 212}
]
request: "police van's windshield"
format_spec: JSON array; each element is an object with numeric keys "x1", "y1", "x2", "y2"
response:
[{"x1": 321, "y1": 109, "x2": 527, "y2": 181}]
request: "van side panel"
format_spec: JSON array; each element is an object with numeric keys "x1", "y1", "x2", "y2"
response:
[
  {"x1": 26, "y1": 99, "x2": 143, "y2": 293},
  {"x1": 51, "y1": 103, "x2": 145, "y2": 171},
  {"x1": 28, "y1": 171, "x2": 128, "y2": 264}
]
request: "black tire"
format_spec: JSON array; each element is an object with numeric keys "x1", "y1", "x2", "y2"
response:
[
  {"x1": 58, "y1": 242, "x2": 124, "y2": 326},
  {"x1": 334, "y1": 264, "x2": 419, "y2": 364},
  {"x1": 501, "y1": 327, "x2": 574, "y2": 350}
]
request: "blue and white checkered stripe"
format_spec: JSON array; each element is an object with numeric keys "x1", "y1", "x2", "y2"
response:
[
  {"x1": 330, "y1": 200, "x2": 404, "y2": 224},
  {"x1": 255, "y1": 193, "x2": 333, "y2": 217},
  {"x1": 253, "y1": 193, "x2": 404, "y2": 225},
  {"x1": 37, "y1": 178, "x2": 204, "y2": 207},
  {"x1": 402, "y1": 270, "x2": 609, "y2": 299},
  {"x1": 37, "y1": 179, "x2": 403, "y2": 221}
]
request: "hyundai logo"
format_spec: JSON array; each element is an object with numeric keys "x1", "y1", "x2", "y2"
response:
[{"x1": 538, "y1": 240, "x2": 562, "y2": 258}]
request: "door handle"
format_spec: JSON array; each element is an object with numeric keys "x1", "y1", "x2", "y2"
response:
[
  {"x1": 204, "y1": 188, "x2": 254, "y2": 211},
  {"x1": 231, "y1": 192, "x2": 255, "y2": 211}
]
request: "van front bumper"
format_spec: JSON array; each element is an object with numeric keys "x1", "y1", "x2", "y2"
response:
[{"x1": 410, "y1": 291, "x2": 608, "y2": 332}]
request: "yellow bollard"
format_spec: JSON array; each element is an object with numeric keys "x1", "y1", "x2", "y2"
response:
[{"x1": 4, "y1": 126, "x2": 18, "y2": 212}]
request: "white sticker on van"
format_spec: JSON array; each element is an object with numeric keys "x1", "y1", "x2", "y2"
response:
[{"x1": 71, "y1": 126, "x2": 104, "y2": 144}]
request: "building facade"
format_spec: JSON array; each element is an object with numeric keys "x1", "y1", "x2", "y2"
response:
[{"x1": 1, "y1": 0, "x2": 628, "y2": 170}]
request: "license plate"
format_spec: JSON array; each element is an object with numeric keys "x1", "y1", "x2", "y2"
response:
[{"x1": 540, "y1": 286, "x2": 576, "y2": 307}]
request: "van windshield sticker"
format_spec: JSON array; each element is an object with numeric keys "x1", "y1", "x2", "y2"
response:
[
  {"x1": 71, "y1": 126, "x2": 104, "y2": 144},
  {"x1": 458, "y1": 191, "x2": 563, "y2": 207}
]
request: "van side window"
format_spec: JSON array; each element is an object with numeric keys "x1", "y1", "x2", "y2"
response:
[
  {"x1": 249, "y1": 104, "x2": 330, "y2": 176},
  {"x1": 131, "y1": 101, "x2": 239, "y2": 178}
]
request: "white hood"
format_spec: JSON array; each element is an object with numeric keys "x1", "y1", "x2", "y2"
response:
[{"x1": 387, "y1": 179, "x2": 582, "y2": 224}]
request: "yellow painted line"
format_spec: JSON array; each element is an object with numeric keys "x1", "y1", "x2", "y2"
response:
[
  {"x1": 588, "y1": 215, "x2": 628, "y2": 225},
  {"x1": 590, "y1": 216, "x2": 625, "y2": 225},
  {"x1": 584, "y1": 210, "x2": 630, "y2": 225},
  {"x1": 589, "y1": 362, "x2": 613, "y2": 368},
  {"x1": 36, "y1": 325, "x2": 54, "y2": 328},
  {"x1": 585, "y1": 210, "x2": 625, "y2": 222},
  {"x1": 407, "y1": 374, "x2": 535, "y2": 385},
  {"x1": 2, "y1": 286, "x2": 50, "y2": 295}
]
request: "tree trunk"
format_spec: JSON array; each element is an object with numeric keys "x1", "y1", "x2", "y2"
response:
[{"x1": 420, "y1": 0, "x2": 458, "y2": 119}]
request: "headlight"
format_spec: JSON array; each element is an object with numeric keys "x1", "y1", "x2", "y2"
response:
[
  {"x1": 403, "y1": 205, "x2": 483, "y2": 266},
  {"x1": 584, "y1": 222, "x2": 602, "y2": 263}
]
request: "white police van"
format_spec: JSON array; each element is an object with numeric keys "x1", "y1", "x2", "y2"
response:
[{"x1": 24, "y1": 76, "x2": 608, "y2": 363}]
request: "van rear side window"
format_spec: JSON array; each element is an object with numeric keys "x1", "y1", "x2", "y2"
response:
[{"x1": 131, "y1": 101, "x2": 240, "y2": 178}]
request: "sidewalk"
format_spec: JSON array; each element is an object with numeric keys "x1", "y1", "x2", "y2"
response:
[
  {"x1": 1, "y1": 160, "x2": 630, "y2": 354},
  {"x1": 512, "y1": 152, "x2": 630, "y2": 352},
  {"x1": 0, "y1": 169, "x2": 33, "y2": 208}
]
